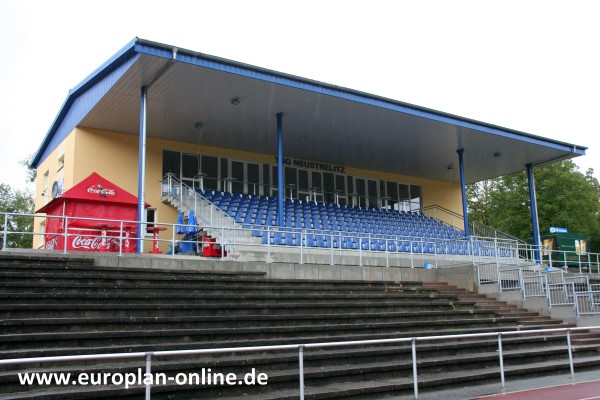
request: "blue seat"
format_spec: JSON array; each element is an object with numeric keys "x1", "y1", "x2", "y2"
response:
[
  {"x1": 273, "y1": 232, "x2": 284, "y2": 245},
  {"x1": 316, "y1": 236, "x2": 326, "y2": 248}
]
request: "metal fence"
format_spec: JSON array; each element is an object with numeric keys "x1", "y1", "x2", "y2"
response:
[
  {"x1": 0, "y1": 326, "x2": 594, "y2": 400},
  {"x1": 547, "y1": 282, "x2": 576, "y2": 308},
  {"x1": 499, "y1": 268, "x2": 522, "y2": 292},
  {"x1": 575, "y1": 292, "x2": 600, "y2": 315},
  {"x1": 1, "y1": 209, "x2": 521, "y2": 270},
  {"x1": 522, "y1": 273, "x2": 547, "y2": 299}
]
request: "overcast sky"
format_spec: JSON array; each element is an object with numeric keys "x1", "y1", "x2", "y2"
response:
[{"x1": 1, "y1": 0, "x2": 598, "y2": 192}]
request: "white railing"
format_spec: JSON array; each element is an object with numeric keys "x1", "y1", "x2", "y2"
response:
[
  {"x1": 575, "y1": 291, "x2": 600, "y2": 315},
  {"x1": 478, "y1": 260, "x2": 600, "y2": 316},
  {"x1": 522, "y1": 273, "x2": 547, "y2": 299},
  {"x1": 0, "y1": 211, "x2": 493, "y2": 268},
  {"x1": 547, "y1": 282, "x2": 576, "y2": 308},
  {"x1": 0, "y1": 326, "x2": 594, "y2": 400},
  {"x1": 4, "y1": 207, "x2": 600, "y2": 276},
  {"x1": 499, "y1": 268, "x2": 522, "y2": 292},
  {"x1": 162, "y1": 174, "x2": 238, "y2": 244}
]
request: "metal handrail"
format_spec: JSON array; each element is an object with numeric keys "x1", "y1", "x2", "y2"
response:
[
  {"x1": 3, "y1": 209, "x2": 600, "y2": 273},
  {"x1": 423, "y1": 205, "x2": 525, "y2": 243},
  {"x1": 0, "y1": 326, "x2": 594, "y2": 399}
]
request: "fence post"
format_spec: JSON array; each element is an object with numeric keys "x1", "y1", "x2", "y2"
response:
[
  {"x1": 359, "y1": 237, "x2": 363, "y2": 267},
  {"x1": 498, "y1": 333, "x2": 505, "y2": 387},
  {"x1": 119, "y1": 221, "x2": 124, "y2": 257},
  {"x1": 2, "y1": 213, "x2": 7, "y2": 251},
  {"x1": 267, "y1": 227, "x2": 271, "y2": 263},
  {"x1": 494, "y1": 238, "x2": 500, "y2": 271},
  {"x1": 221, "y1": 227, "x2": 225, "y2": 261},
  {"x1": 63, "y1": 217, "x2": 69, "y2": 255},
  {"x1": 300, "y1": 232, "x2": 304, "y2": 265},
  {"x1": 566, "y1": 329, "x2": 574, "y2": 378},
  {"x1": 383, "y1": 238, "x2": 388, "y2": 268},
  {"x1": 298, "y1": 345, "x2": 305, "y2": 400},
  {"x1": 145, "y1": 353, "x2": 152, "y2": 400},
  {"x1": 330, "y1": 232, "x2": 334, "y2": 266},
  {"x1": 412, "y1": 338, "x2": 418, "y2": 399}
]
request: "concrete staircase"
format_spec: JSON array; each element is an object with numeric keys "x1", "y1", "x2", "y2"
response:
[
  {"x1": 161, "y1": 183, "x2": 259, "y2": 259},
  {"x1": 1, "y1": 254, "x2": 599, "y2": 399}
]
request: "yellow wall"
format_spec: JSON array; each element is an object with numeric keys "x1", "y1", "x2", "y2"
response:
[
  {"x1": 34, "y1": 127, "x2": 464, "y2": 250},
  {"x1": 33, "y1": 132, "x2": 76, "y2": 249}
]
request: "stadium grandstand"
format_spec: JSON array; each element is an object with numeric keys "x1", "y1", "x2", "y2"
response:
[{"x1": 0, "y1": 38, "x2": 598, "y2": 399}]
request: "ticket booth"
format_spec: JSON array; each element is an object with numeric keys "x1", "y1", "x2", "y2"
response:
[{"x1": 37, "y1": 172, "x2": 147, "y2": 253}]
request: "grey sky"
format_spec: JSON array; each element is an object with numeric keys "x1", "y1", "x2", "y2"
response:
[{"x1": 1, "y1": 0, "x2": 598, "y2": 191}]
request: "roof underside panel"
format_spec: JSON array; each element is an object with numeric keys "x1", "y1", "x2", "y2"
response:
[{"x1": 40, "y1": 39, "x2": 585, "y2": 185}]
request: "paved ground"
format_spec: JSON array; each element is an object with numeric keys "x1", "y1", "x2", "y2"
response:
[
  {"x1": 476, "y1": 380, "x2": 600, "y2": 400},
  {"x1": 386, "y1": 370, "x2": 600, "y2": 400}
]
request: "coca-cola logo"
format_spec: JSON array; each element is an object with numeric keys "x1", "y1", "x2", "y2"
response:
[
  {"x1": 87, "y1": 184, "x2": 116, "y2": 199},
  {"x1": 72, "y1": 235, "x2": 105, "y2": 250}
]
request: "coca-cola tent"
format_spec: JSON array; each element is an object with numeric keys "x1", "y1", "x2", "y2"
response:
[{"x1": 37, "y1": 172, "x2": 147, "y2": 252}]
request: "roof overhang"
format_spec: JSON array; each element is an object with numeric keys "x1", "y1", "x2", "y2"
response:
[{"x1": 33, "y1": 38, "x2": 586, "y2": 185}]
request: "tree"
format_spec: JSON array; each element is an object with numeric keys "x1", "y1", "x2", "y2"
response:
[
  {"x1": 19, "y1": 153, "x2": 37, "y2": 184},
  {"x1": 468, "y1": 161, "x2": 600, "y2": 252},
  {"x1": 0, "y1": 184, "x2": 35, "y2": 249}
]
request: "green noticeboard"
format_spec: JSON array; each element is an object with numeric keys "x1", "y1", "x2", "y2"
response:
[{"x1": 540, "y1": 232, "x2": 590, "y2": 267}]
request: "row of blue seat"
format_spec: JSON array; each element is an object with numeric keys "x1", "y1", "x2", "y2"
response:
[
  {"x1": 197, "y1": 190, "x2": 515, "y2": 257},
  {"x1": 199, "y1": 190, "x2": 464, "y2": 240},
  {"x1": 255, "y1": 231, "x2": 512, "y2": 257}
]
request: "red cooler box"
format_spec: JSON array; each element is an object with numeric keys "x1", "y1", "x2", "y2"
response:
[{"x1": 202, "y1": 236, "x2": 226, "y2": 257}]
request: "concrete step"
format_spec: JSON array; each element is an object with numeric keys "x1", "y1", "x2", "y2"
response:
[
  {"x1": 1, "y1": 317, "x2": 547, "y2": 351},
  {"x1": 3, "y1": 349, "x2": 598, "y2": 399},
  {"x1": 1, "y1": 255, "x2": 597, "y2": 400},
  {"x1": 0, "y1": 310, "x2": 502, "y2": 334}
]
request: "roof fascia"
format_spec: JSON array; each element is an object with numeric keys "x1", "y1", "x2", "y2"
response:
[{"x1": 32, "y1": 38, "x2": 140, "y2": 168}]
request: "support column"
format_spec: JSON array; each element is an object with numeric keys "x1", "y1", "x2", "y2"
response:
[
  {"x1": 276, "y1": 113, "x2": 284, "y2": 227},
  {"x1": 136, "y1": 86, "x2": 147, "y2": 253},
  {"x1": 457, "y1": 149, "x2": 469, "y2": 236},
  {"x1": 526, "y1": 163, "x2": 542, "y2": 263}
]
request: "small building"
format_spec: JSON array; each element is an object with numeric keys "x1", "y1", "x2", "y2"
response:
[
  {"x1": 36, "y1": 172, "x2": 144, "y2": 253},
  {"x1": 541, "y1": 230, "x2": 590, "y2": 267}
]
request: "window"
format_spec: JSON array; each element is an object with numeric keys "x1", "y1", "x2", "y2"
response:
[
  {"x1": 57, "y1": 155, "x2": 65, "y2": 172},
  {"x1": 201, "y1": 155, "x2": 218, "y2": 190},
  {"x1": 160, "y1": 149, "x2": 424, "y2": 211},
  {"x1": 262, "y1": 163, "x2": 270, "y2": 196},
  {"x1": 182, "y1": 154, "x2": 199, "y2": 180},
  {"x1": 285, "y1": 167, "x2": 297, "y2": 198},
  {"x1": 162, "y1": 150, "x2": 181, "y2": 177},
  {"x1": 231, "y1": 161, "x2": 244, "y2": 194},
  {"x1": 386, "y1": 181, "x2": 398, "y2": 211},
  {"x1": 410, "y1": 185, "x2": 422, "y2": 212},
  {"x1": 247, "y1": 163, "x2": 260, "y2": 195},
  {"x1": 144, "y1": 208, "x2": 157, "y2": 236},
  {"x1": 42, "y1": 170, "x2": 50, "y2": 203}
]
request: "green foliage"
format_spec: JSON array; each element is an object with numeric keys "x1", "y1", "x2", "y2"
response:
[
  {"x1": 0, "y1": 184, "x2": 35, "y2": 249},
  {"x1": 19, "y1": 154, "x2": 37, "y2": 184},
  {"x1": 468, "y1": 161, "x2": 600, "y2": 252}
]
